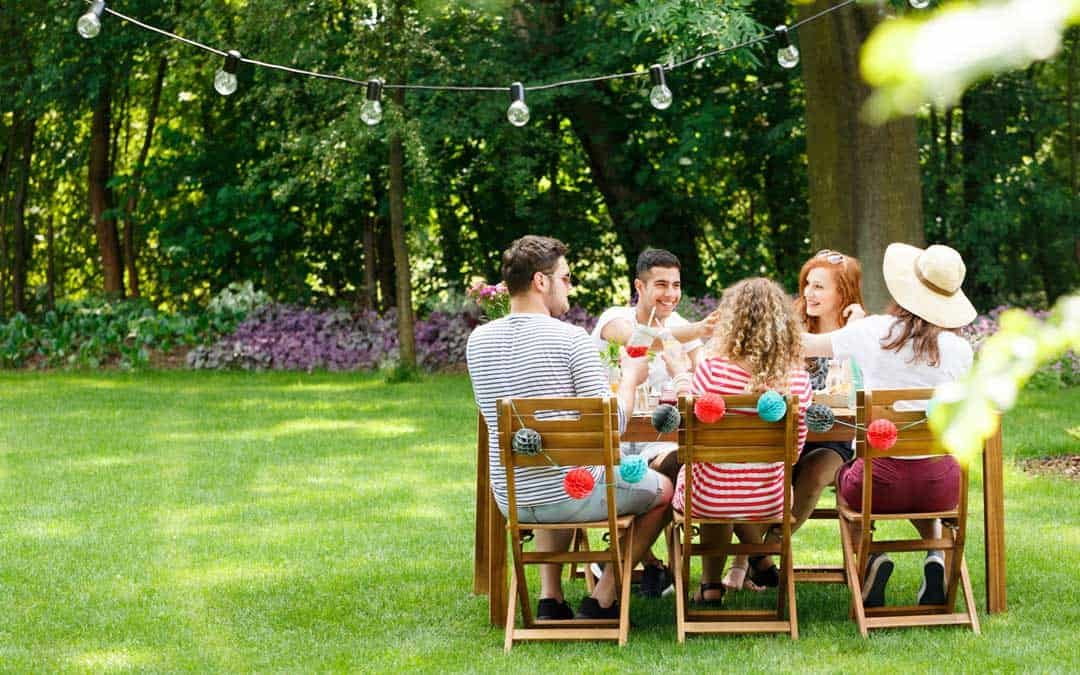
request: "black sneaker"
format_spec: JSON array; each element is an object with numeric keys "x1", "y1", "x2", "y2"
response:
[
  {"x1": 537, "y1": 598, "x2": 574, "y2": 620},
  {"x1": 638, "y1": 564, "x2": 673, "y2": 598},
  {"x1": 917, "y1": 553, "x2": 947, "y2": 605},
  {"x1": 575, "y1": 597, "x2": 620, "y2": 620},
  {"x1": 862, "y1": 553, "x2": 894, "y2": 608}
]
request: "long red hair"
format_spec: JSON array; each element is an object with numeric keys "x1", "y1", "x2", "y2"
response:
[{"x1": 793, "y1": 253, "x2": 865, "y2": 334}]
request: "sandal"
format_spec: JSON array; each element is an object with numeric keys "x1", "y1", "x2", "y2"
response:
[
  {"x1": 722, "y1": 563, "x2": 765, "y2": 592},
  {"x1": 748, "y1": 555, "x2": 780, "y2": 588},
  {"x1": 691, "y1": 582, "x2": 725, "y2": 607}
]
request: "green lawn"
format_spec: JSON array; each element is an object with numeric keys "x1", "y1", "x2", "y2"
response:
[{"x1": 1, "y1": 372, "x2": 1077, "y2": 672}]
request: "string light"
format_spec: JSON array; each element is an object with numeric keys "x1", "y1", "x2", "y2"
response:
[
  {"x1": 507, "y1": 82, "x2": 529, "y2": 127},
  {"x1": 77, "y1": 0, "x2": 106, "y2": 39},
  {"x1": 361, "y1": 79, "x2": 384, "y2": 125},
  {"x1": 774, "y1": 25, "x2": 800, "y2": 69},
  {"x1": 648, "y1": 64, "x2": 673, "y2": 110},
  {"x1": 74, "y1": 0, "x2": 862, "y2": 117},
  {"x1": 214, "y1": 50, "x2": 242, "y2": 96}
]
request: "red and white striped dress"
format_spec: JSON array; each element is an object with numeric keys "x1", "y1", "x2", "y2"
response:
[{"x1": 673, "y1": 358, "x2": 813, "y2": 520}]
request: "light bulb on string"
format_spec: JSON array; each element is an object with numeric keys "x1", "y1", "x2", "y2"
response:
[
  {"x1": 774, "y1": 25, "x2": 800, "y2": 69},
  {"x1": 507, "y1": 82, "x2": 529, "y2": 127},
  {"x1": 361, "y1": 79, "x2": 384, "y2": 125},
  {"x1": 77, "y1": 0, "x2": 106, "y2": 39},
  {"x1": 648, "y1": 64, "x2": 673, "y2": 110},
  {"x1": 909, "y1": 0, "x2": 930, "y2": 7},
  {"x1": 214, "y1": 50, "x2": 242, "y2": 96}
]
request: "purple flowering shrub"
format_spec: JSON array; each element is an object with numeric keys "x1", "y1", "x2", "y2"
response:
[
  {"x1": 560, "y1": 305, "x2": 597, "y2": 333},
  {"x1": 188, "y1": 303, "x2": 482, "y2": 372},
  {"x1": 963, "y1": 306, "x2": 1079, "y2": 388},
  {"x1": 185, "y1": 294, "x2": 729, "y2": 373},
  {"x1": 677, "y1": 296, "x2": 720, "y2": 322},
  {"x1": 188, "y1": 304, "x2": 400, "y2": 371}
]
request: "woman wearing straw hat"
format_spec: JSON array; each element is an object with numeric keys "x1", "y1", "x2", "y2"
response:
[{"x1": 801, "y1": 243, "x2": 977, "y2": 609}]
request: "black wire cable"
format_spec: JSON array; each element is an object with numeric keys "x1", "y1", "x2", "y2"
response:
[{"x1": 84, "y1": 0, "x2": 859, "y2": 94}]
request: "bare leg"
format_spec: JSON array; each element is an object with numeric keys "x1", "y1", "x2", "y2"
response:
[
  {"x1": 699, "y1": 523, "x2": 732, "y2": 600},
  {"x1": 535, "y1": 528, "x2": 573, "y2": 601},
  {"x1": 592, "y1": 475, "x2": 674, "y2": 607},
  {"x1": 792, "y1": 448, "x2": 845, "y2": 532}
]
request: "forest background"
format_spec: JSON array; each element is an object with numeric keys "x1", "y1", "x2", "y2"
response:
[{"x1": 0, "y1": 0, "x2": 1077, "y2": 371}]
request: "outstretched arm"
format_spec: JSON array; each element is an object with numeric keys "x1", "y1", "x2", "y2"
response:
[{"x1": 802, "y1": 332, "x2": 834, "y2": 358}]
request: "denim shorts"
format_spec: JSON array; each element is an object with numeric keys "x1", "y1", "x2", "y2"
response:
[{"x1": 504, "y1": 468, "x2": 668, "y2": 524}]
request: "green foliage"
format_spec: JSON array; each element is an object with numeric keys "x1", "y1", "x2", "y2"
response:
[{"x1": 0, "y1": 295, "x2": 244, "y2": 370}]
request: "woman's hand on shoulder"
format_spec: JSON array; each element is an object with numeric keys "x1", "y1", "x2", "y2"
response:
[{"x1": 841, "y1": 303, "x2": 866, "y2": 323}]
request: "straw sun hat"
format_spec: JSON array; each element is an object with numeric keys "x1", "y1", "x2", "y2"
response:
[{"x1": 882, "y1": 243, "x2": 977, "y2": 329}]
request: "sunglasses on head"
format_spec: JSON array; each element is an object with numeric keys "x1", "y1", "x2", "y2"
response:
[{"x1": 816, "y1": 249, "x2": 845, "y2": 264}]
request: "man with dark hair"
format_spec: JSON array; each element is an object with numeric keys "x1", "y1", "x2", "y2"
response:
[
  {"x1": 467, "y1": 235, "x2": 674, "y2": 621},
  {"x1": 590, "y1": 247, "x2": 714, "y2": 596}
]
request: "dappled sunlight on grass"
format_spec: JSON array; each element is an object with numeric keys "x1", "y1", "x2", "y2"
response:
[
  {"x1": 14, "y1": 518, "x2": 80, "y2": 540},
  {"x1": 170, "y1": 561, "x2": 289, "y2": 588},
  {"x1": 70, "y1": 648, "x2": 156, "y2": 671}
]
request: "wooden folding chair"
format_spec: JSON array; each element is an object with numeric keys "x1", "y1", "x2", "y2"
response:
[
  {"x1": 497, "y1": 397, "x2": 636, "y2": 650},
  {"x1": 670, "y1": 394, "x2": 800, "y2": 641},
  {"x1": 837, "y1": 388, "x2": 981, "y2": 636}
]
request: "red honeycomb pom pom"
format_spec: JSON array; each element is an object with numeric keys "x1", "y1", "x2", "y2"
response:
[
  {"x1": 867, "y1": 418, "x2": 899, "y2": 450},
  {"x1": 694, "y1": 393, "x2": 726, "y2": 423},
  {"x1": 563, "y1": 467, "x2": 596, "y2": 500}
]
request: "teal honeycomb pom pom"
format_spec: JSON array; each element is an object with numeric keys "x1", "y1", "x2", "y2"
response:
[
  {"x1": 806, "y1": 403, "x2": 835, "y2": 432},
  {"x1": 757, "y1": 390, "x2": 787, "y2": 422},
  {"x1": 652, "y1": 403, "x2": 681, "y2": 433},
  {"x1": 619, "y1": 455, "x2": 648, "y2": 484}
]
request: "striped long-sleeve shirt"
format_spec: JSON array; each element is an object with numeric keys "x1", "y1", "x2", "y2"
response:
[
  {"x1": 673, "y1": 357, "x2": 812, "y2": 520},
  {"x1": 467, "y1": 313, "x2": 624, "y2": 512}
]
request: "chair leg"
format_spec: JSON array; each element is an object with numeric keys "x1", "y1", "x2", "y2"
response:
[
  {"x1": 839, "y1": 519, "x2": 868, "y2": 637},
  {"x1": 618, "y1": 525, "x2": 635, "y2": 646},
  {"x1": 504, "y1": 568, "x2": 518, "y2": 653},
  {"x1": 672, "y1": 525, "x2": 687, "y2": 644},
  {"x1": 785, "y1": 541, "x2": 798, "y2": 640},
  {"x1": 960, "y1": 556, "x2": 982, "y2": 635}
]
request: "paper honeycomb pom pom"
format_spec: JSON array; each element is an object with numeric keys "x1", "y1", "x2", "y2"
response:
[
  {"x1": 652, "y1": 403, "x2": 681, "y2": 433},
  {"x1": 806, "y1": 403, "x2": 836, "y2": 433},
  {"x1": 757, "y1": 390, "x2": 787, "y2": 422},
  {"x1": 867, "y1": 418, "x2": 899, "y2": 450},
  {"x1": 564, "y1": 467, "x2": 596, "y2": 500},
  {"x1": 694, "y1": 393, "x2": 726, "y2": 423},
  {"x1": 511, "y1": 427, "x2": 542, "y2": 455},
  {"x1": 925, "y1": 398, "x2": 938, "y2": 419},
  {"x1": 619, "y1": 455, "x2": 648, "y2": 484}
]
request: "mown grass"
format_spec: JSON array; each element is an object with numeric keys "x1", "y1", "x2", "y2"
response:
[{"x1": 0, "y1": 372, "x2": 1076, "y2": 672}]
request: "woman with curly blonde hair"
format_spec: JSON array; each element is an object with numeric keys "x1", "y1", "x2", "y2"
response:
[{"x1": 670, "y1": 278, "x2": 813, "y2": 600}]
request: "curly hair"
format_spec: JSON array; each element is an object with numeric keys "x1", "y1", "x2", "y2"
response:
[{"x1": 709, "y1": 278, "x2": 804, "y2": 391}]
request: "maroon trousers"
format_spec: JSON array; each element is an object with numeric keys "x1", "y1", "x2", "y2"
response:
[{"x1": 838, "y1": 456, "x2": 961, "y2": 513}]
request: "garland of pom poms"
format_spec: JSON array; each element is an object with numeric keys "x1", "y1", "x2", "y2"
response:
[
  {"x1": 685, "y1": 392, "x2": 933, "y2": 451},
  {"x1": 508, "y1": 401, "x2": 650, "y2": 501}
]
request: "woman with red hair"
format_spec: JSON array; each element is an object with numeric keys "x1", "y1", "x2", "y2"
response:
[{"x1": 745, "y1": 250, "x2": 867, "y2": 589}]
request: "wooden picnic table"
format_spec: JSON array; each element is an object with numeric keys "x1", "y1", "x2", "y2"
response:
[{"x1": 472, "y1": 407, "x2": 1006, "y2": 627}]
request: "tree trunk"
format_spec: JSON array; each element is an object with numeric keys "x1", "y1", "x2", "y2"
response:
[
  {"x1": 89, "y1": 78, "x2": 125, "y2": 297},
  {"x1": 10, "y1": 116, "x2": 36, "y2": 314},
  {"x1": 0, "y1": 123, "x2": 13, "y2": 319},
  {"x1": 388, "y1": 85, "x2": 416, "y2": 367},
  {"x1": 46, "y1": 215, "x2": 55, "y2": 311},
  {"x1": 122, "y1": 55, "x2": 168, "y2": 299},
  {"x1": 359, "y1": 212, "x2": 377, "y2": 309},
  {"x1": 566, "y1": 94, "x2": 703, "y2": 296},
  {"x1": 799, "y1": 1, "x2": 924, "y2": 312}
]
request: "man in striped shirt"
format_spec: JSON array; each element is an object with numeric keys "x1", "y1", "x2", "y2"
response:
[{"x1": 467, "y1": 235, "x2": 673, "y2": 621}]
